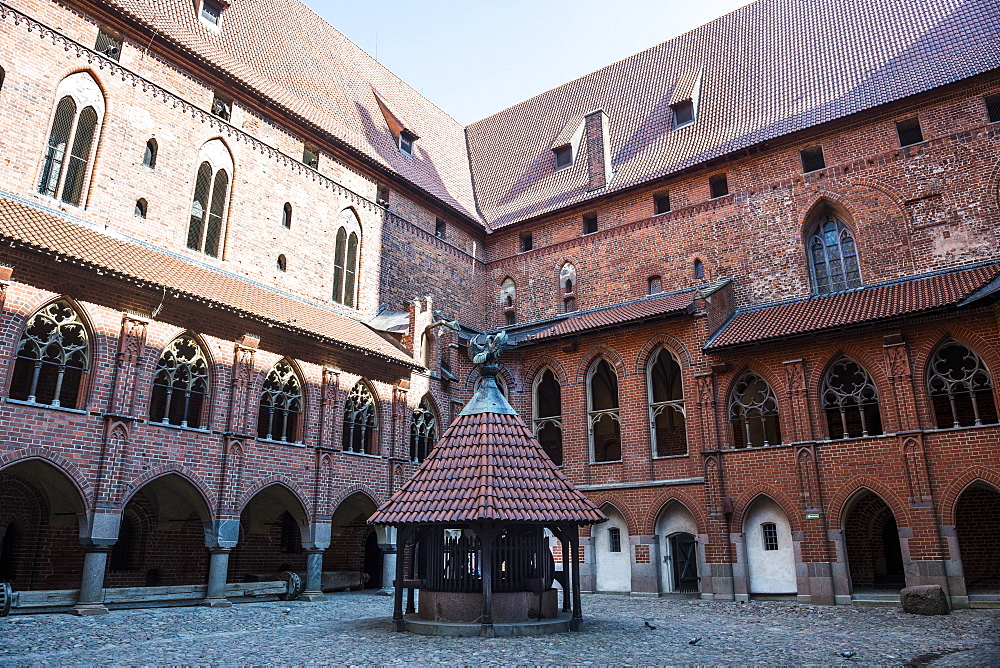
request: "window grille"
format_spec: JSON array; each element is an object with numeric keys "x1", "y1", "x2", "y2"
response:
[
  {"x1": 143, "y1": 139, "x2": 157, "y2": 168},
  {"x1": 343, "y1": 382, "x2": 377, "y2": 454},
  {"x1": 896, "y1": 117, "x2": 923, "y2": 146},
  {"x1": 608, "y1": 527, "x2": 622, "y2": 553},
  {"x1": 729, "y1": 372, "x2": 781, "y2": 448},
  {"x1": 821, "y1": 358, "x2": 882, "y2": 439},
  {"x1": 134, "y1": 199, "x2": 147, "y2": 218},
  {"x1": 39, "y1": 97, "x2": 101, "y2": 206},
  {"x1": 533, "y1": 368, "x2": 563, "y2": 465},
  {"x1": 149, "y1": 336, "x2": 210, "y2": 428},
  {"x1": 654, "y1": 192, "x2": 671, "y2": 215},
  {"x1": 410, "y1": 397, "x2": 437, "y2": 463},
  {"x1": 553, "y1": 144, "x2": 572, "y2": 169},
  {"x1": 761, "y1": 523, "x2": 779, "y2": 551},
  {"x1": 648, "y1": 276, "x2": 662, "y2": 294},
  {"x1": 808, "y1": 214, "x2": 861, "y2": 294},
  {"x1": 186, "y1": 161, "x2": 229, "y2": 257},
  {"x1": 564, "y1": 297, "x2": 577, "y2": 313},
  {"x1": 800, "y1": 145, "x2": 825, "y2": 172},
  {"x1": 589, "y1": 359, "x2": 621, "y2": 462},
  {"x1": 282, "y1": 202, "x2": 292, "y2": 229},
  {"x1": 258, "y1": 360, "x2": 302, "y2": 443},
  {"x1": 709, "y1": 174, "x2": 728, "y2": 198},
  {"x1": 649, "y1": 349, "x2": 686, "y2": 457},
  {"x1": 94, "y1": 29, "x2": 122, "y2": 60},
  {"x1": 582, "y1": 213, "x2": 598, "y2": 235},
  {"x1": 10, "y1": 300, "x2": 89, "y2": 407},
  {"x1": 928, "y1": 341, "x2": 998, "y2": 428}
]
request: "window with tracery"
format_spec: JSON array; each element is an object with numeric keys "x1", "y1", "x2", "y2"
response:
[
  {"x1": 533, "y1": 368, "x2": 563, "y2": 466},
  {"x1": 332, "y1": 209, "x2": 361, "y2": 307},
  {"x1": 808, "y1": 214, "x2": 861, "y2": 294},
  {"x1": 588, "y1": 359, "x2": 621, "y2": 462},
  {"x1": 186, "y1": 161, "x2": 229, "y2": 257},
  {"x1": 38, "y1": 73, "x2": 105, "y2": 207},
  {"x1": 149, "y1": 336, "x2": 210, "y2": 428},
  {"x1": 410, "y1": 397, "x2": 437, "y2": 463},
  {"x1": 729, "y1": 372, "x2": 781, "y2": 448},
  {"x1": 9, "y1": 300, "x2": 89, "y2": 408},
  {"x1": 343, "y1": 381, "x2": 377, "y2": 454},
  {"x1": 649, "y1": 348, "x2": 686, "y2": 457},
  {"x1": 928, "y1": 341, "x2": 998, "y2": 428},
  {"x1": 821, "y1": 358, "x2": 883, "y2": 439},
  {"x1": 258, "y1": 361, "x2": 302, "y2": 443}
]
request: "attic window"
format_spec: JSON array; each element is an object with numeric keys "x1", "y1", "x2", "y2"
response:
[
  {"x1": 211, "y1": 93, "x2": 231, "y2": 121},
  {"x1": 399, "y1": 130, "x2": 416, "y2": 157},
  {"x1": 95, "y1": 28, "x2": 122, "y2": 61},
  {"x1": 435, "y1": 218, "x2": 446, "y2": 239},
  {"x1": 654, "y1": 191, "x2": 671, "y2": 215},
  {"x1": 200, "y1": 0, "x2": 225, "y2": 27},
  {"x1": 582, "y1": 213, "x2": 598, "y2": 235},
  {"x1": 303, "y1": 144, "x2": 319, "y2": 168},
  {"x1": 985, "y1": 94, "x2": 1000, "y2": 123},
  {"x1": 895, "y1": 117, "x2": 924, "y2": 146},
  {"x1": 553, "y1": 144, "x2": 572, "y2": 170},
  {"x1": 519, "y1": 232, "x2": 533, "y2": 252},
  {"x1": 800, "y1": 145, "x2": 825, "y2": 172},
  {"x1": 671, "y1": 99, "x2": 694, "y2": 128},
  {"x1": 709, "y1": 173, "x2": 729, "y2": 199}
]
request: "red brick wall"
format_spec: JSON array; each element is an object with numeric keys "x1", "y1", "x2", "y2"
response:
[{"x1": 955, "y1": 485, "x2": 1000, "y2": 590}]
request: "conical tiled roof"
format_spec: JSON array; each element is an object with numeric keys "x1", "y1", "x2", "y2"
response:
[{"x1": 369, "y1": 376, "x2": 605, "y2": 526}]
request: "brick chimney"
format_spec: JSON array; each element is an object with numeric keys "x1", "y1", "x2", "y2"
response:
[{"x1": 584, "y1": 109, "x2": 612, "y2": 190}]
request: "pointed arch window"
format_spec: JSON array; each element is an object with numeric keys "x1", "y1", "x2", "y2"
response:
[
  {"x1": 410, "y1": 397, "x2": 438, "y2": 463},
  {"x1": 343, "y1": 381, "x2": 378, "y2": 454},
  {"x1": 533, "y1": 368, "x2": 563, "y2": 465},
  {"x1": 332, "y1": 209, "x2": 361, "y2": 307},
  {"x1": 588, "y1": 358, "x2": 621, "y2": 462},
  {"x1": 808, "y1": 213, "x2": 861, "y2": 294},
  {"x1": 729, "y1": 372, "x2": 781, "y2": 448},
  {"x1": 501, "y1": 278, "x2": 516, "y2": 326},
  {"x1": 143, "y1": 139, "x2": 158, "y2": 168},
  {"x1": 927, "y1": 341, "x2": 998, "y2": 428},
  {"x1": 821, "y1": 358, "x2": 883, "y2": 439},
  {"x1": 648, "y1": 348, "x2": 686, "y2": 457},
  {"x1": 258, "y1": 360, "x2": 303, "y2": 443},
  {"x1": 149, "y1": 336, "x2": 210, "y2": 428},
  {"x1": 10, "y1": 300, "x2": 90, "y2": 407},
  {"x1": 187, "y1": 162, "x2": 229, "y2": 257},
  {"x1": 38, "y1": 73, "x2": 105, "y2": 207}
]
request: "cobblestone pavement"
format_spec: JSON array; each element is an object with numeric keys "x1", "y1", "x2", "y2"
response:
[{"x1": 1, "y1": 592, "x2": 998, "y2": 666}]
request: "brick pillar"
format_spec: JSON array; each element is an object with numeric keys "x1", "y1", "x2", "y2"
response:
[
  {"x1": 227, "y1": 336, "x2": 258, "y2": 435},
  {"x1": 695, "y1": 372, "x2": 719, "y2": 448},
  {"x1": 783, "y1": 359, "x2": 813, "y2": 442},
  {"x1": 319, "y1": 367, "x2": 340, "y2": 449},
  {"x1": 882, "y1": 335, "x2": 918, "y2": 431},
  {"x1": 109, "y1": 313, "x2": 149, "y2": 417}
]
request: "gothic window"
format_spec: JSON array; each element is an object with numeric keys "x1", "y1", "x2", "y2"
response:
[
  {"x1": 134, "y1": 199, "x2": 147, "y2": 218},
  {"x1": 821, "y1": 358, "x2": 883, "y2": 439},
  {"x1": 648, "y1": 348, "x2": 686, "y2": 457},
  {"x1": 343, "y1": 381, "x2": 377, "y2": 454},
  {"x1": 282, "y1": 202, "x2": 292, "y2": 229},
  {"x1": 501, "y1": 278, "x2": 516, "y2": 326},
  {"x1": 149, "y1": 336, "x2": 210, "y2": 428},
  {"x1": 927, "y1": 341, "x2": 998, "y2": 428},
  {"x1": 186, "y1": 140, "x2": 232, "y2": 258},
  {"x1": 143, "y1": 139, "x2": 157, "y2": 168},
  {"x1": 729, "y1": 372, "x2": 781, "y2": 448},
  {"x1": 533, "y1": 368, "x2": 563, "y2": 466},
  {"x1": 258, "y1": 360, "x2": 303, "y2": 443},
  {"x1": 332, "y1": 209, "x2": 361, "y2": 307},
  {"x1": 588, "y1": 358, "x2": 621, "y2": 462},
  {"x1": 410, "y1": 396, "x2": 437, "y2": 463},
  {"x1": 9, "y1": 300, "x2": 89, "y2": 407},
  {"x1": 560, "y1": 262, "x2": 576, "y2": 295},
  {"x1": 38, "y1": 73, "x2": 105, "y2": 207},
  {"x1": 808, "y1": 214, "x2": 861, "y2": 294}
]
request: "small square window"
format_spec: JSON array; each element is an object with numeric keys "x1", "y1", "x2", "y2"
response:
[
  {"x1": 554, "y1": 145, "x2": 572, "y2": 169},
  {"x1": 762, "y1": 523, "x2": 779, "y2": 551},
  {"x1": 200, "y1": 0, "x2": 224, "y2": 26},
  {"x1": 986, "y1": 94, "x2": 1000, "y2": 124},
  {"x1": 608, "y1": 527, "x2": 622, "y2": 553},
  {"x1": 654, "y1": 192, "x2": 671, "y2": 215},
  {"x1": 399, "y1": 130, "x2": 416, "y2": 156},
  {"x1": 519, "y1": 232, "x2": 533, "y2": 252},
  {"x1": 648, "y1": 276, "x2": 662, "y2": 294},
  {"x1": 376, "y1": 184, "x2": 390, "y2": 207},
  {"x1": 505, "y1": 311, "x2": 516, "y2": 326},
  {"x1": 582, "y1": 213, "x2": 598, "y2": 235},
  {"x1": 800, "y1": 145, "x2": 825, "y2": 172},
  {"x1": 303, "y1": 145, "x2": 318, "y2": 168},
  {"x1": 435, "y1": 218, "x2": 446, "y2": 239},
  {"x1": 896, "y1": 117, "x2": 924, "y2": 146},
  {"x1": 564, "y1": 296, "x2": 577, "y2": 313},
  {"x1": 671, "y1": 100, "x2": 694, "y2": 128},
  {"x1": 211, "y1": 93, "x2": 232, "y2": 121},
  {"x1": 709, "y1": 174, "x2": 728, "y2": 199},
  {"x1": 95, "y1": 28, "x2": 122, "y2": 61}
]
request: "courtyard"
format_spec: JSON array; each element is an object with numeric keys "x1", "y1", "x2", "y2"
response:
[{"x1": 1, "y1": 592, "x2": 997, "y2": 665}]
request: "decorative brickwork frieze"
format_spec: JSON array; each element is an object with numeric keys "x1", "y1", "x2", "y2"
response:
[
  {"x1": 108, "y1": 314, "x2": 148, "y2": 418},
  {"x1": 883, "y1": 339, "x2": 918, "y2": 431},
  {"x1": 319, "y1": 367, "x2": 341, "y2": 450}
]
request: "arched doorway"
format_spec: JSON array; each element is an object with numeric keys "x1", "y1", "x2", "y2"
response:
[
  {"x1": 326, "y1": 492, "x2": 379, "y2": 587},
  {"x1": 593, "y1": 504, "x2": 631, "y2": 593},
  {"x1": 0, "y1": 460, "x2": 86, "y2": 590},
  {"x1": 230, "y1": 485, "x2": 308, "y2": 582},
  {"x1": 109, "y1": 474, "x2": 212, "y2": 587},
  {"x1": 743, "y1": 496, "x2": 796, "y2": 594},
  {"x1": 955, "y1": 483, "x2": 1000, "y2": 592},
  {"x1": 843, "y1": 491, "x2": 904, "y2": 591},
  {"x1": 654, "y1": 501, "x2": 700, "y2": 594}
]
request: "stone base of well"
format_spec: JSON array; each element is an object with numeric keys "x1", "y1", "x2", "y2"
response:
[
  {"x1": 403, "y1": 612, "x2": 573, "y2": 636},
  {"x1": 417, "y1": 588, "x2": 559, "y2": 623}
]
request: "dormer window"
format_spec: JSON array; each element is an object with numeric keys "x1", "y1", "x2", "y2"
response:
[
  {"x1": 200, "y1": 0, "x2": 225, "y2": 27},
  {"x1": 302, "y1": 144, "x2": 319, "y2": 168},
  {"x1": 554, "y1": 144, "x2": 572, "y2": 170},
  {"x1": 211, "y1": 93, "x2": 231, "y2": 121},
  {"x1": 399, "y1": 130, "x2": 416, "y2": 157},
  {"x1": 671, "y1": 99, "x2": 694, "y2": 128},
  {"x1": 95, "y1": 28, "x2": 122, "y2": 61}
]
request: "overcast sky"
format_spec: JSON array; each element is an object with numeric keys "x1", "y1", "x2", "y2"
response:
[{"x1": 310, "y1": 0, "x2": 752, "y2": 125}]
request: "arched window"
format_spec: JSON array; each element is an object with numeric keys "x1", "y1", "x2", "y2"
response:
[
  {"x1": 501, "y1": 278, "x2": 516, "y2": 326},
  {"x1": 276, "y1": 254, "x2": 287, "y2": 272},
  {"x1": 149, "y1": 336, "x2": 210, "y2": 428},
  {"x1": 821, "y1": 358, "x2": 883, "y2": 439},
  {"x1": 533, "y1": 368, "x2": 563, "y2": 465},
  {"x1": 186, "y1": 140, "x2": 232, "y2": 258},
  {"x1": 38, "y1": 72, "x2": 105, "y2": 207},
  {"x1": 410, "y1": 396, "x2": 437, "y2": 463},
  {"x1": 143, "y1": 139, "x2": 157, "y2": 168},
  {"x1": 258, "y1": 360, "x2": 302, "y2": 443},
  {"x1": 588, "y1": 358, "x2": 621, "y2": 462},
  {"x1": 927, "y1": 341, "x2": 998, "y2": 428},
  {"x1": 648, "y1": 348, "x2": 686, "y2": 457},
  {"x1": 134, "y1": 198, "x2": 147, "y2": 218},
  {"x1": 808, "y1": 213, "x2": 861, "y2": 294},
  {"x1": 282, "y1": 202, "x2": 292, "y2": 229},
  {"x1": 332, "y1": 209, "x2": 361, "y2": 307},
  {"x1": 343, "y1": 381, "x2": 377, "y2": 454},
  {"x1": 420, "y1": 330, "x2": 435, "y2": 368},
  {"x1": 693, "y1": 259, "x2": 704, "y2": 280},
  {"x1": 560, "y1": 262, "x2": 576, "y2": 295},
  {"x1": 729, "y1": 372, "x2": 781, "y2": 448},
  {"x1": 9, "y1": 300, "x2": 89, "y2": 407}
]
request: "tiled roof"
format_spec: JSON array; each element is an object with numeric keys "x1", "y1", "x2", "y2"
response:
[
  {"x1": 0, "y1": 195, "x2": 418, "y2": 367},
  {"x1": 466, "y1": 0, "x2": 1000, "y2": 228},
  {"x1": 705, "y1": 264, "x2": 1000, "y2": 350},
  {"x1": 370, "y1": 404, "x2": 605, "y2": 526},
  {"x1": 101, "y1": 0, "x2": 480, "y2": 222}
]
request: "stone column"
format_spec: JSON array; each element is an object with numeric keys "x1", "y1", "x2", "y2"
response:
[
  {"x1": 377, "y1": 526, "x2": 397, "y2": 596},
  {"x1": 71, "y1": 546, "x2": 111, "y2": 616},
  {"x1": 300, "y1": 549, "x2": 326, "y2": 602},
  {"x1": 204, "y1": 549, "x2": 233, "y2": 608}
]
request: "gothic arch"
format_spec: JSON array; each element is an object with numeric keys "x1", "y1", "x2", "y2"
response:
[
  {"x1": 524, "y1": 354, "x2": 569, "y2": 386},
  {"x1": 587, "y1": 494, "x2": 639, "y2": 535},
  {"x1": 811, "y1": 345, "x2": 891, "y2": 404},
  {"x1": 635, "y1": 333, "x2": 691, "y2": 374},
  {"x1": 829, "y1": 479, "x2": 912, "y2": 530},
  {"x1": 238, "y1": 477, "x2": 311, "y2": 525},
  {"x1": 576, "y1": 344, "x2": 627, "y2": 383},
  {"x1": 799, "y1": 193, "x2": 858, "y2": 237},
  {"x1": 463, "y1": 362, "x2": 518, "y2": 394},
  {"x1": 915, "y1": 330, "x2": 1000, "y2": 427},
  {"x1": 0, "y1": 449, "x2": 90, "y2": 512},
  {"x1": 939, "y1": 469, "x2": 1000, "y2": 526},
  {"x1": 8, "y1": 294, "x2": 98, "y2": 349},
  {"x1": 731, "y1": 489, "x2": 803, "y2": 536},
  {"x1": 120, "y1": 466, "x2": 216, "y2": 520},
  {"x1": 330, "y1": 484, "x2": 383, "y2": 514},
  {"x1": 645, "y1": 492, "x2": 707, "y2": 536}
]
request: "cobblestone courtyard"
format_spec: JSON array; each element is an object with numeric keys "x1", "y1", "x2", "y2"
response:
[{"x1": 1, "y1": 592, "x2": 998, "y2": 665}]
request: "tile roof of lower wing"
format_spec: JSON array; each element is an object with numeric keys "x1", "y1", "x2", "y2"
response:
[
  {"x1": 369, "y1": 411, "x2": 606, "y2": 526},
  {"x1": 705, "y1": 263, "x2": 1000, "y2": 350},
  {"x1": 0, "y1": 194, "x2": 418, "y2": 368}
]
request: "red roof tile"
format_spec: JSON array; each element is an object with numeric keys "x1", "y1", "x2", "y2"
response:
[
  {"x1": 705, "y1": 264, "x2": 1000, "y2": 350},
  {"x1": 0, "y1": 195, "x2": 417, "y2": 367},
  {"x1": 525, "y1": 289, "x2": 697, "y2": 342}
]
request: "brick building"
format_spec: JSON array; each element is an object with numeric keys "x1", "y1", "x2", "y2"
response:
[{"x1": 0, "y1": 0, "x2": 998, "y2": 613}]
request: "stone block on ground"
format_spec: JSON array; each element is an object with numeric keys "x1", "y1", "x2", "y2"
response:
[{"x1": 900, "y1": 585, "x2": 949, "y2": 615}]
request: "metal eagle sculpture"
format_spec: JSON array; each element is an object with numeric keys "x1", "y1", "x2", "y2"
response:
[{"x1": 468, "y1": 330, "x2": 508, "y2": 367}]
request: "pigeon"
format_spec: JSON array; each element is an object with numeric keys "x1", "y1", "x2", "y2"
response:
[
  {"x1": 689, "y1": 638, "x2": 702, "y2": 646},
  {"x1": 840, "y1": 651, "x2": 856, "y2": 659},
  {"x1": 643, "y1": 621, "x2": 656, "y2": 630}
]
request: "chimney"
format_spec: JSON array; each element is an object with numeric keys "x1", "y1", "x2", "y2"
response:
[{"x1": 584, "y1": 109, "x2": 612, "y2": 190}]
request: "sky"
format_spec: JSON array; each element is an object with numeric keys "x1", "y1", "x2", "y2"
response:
[{"x1": 309, "y1": 0, "x2": 751, "y2": 125}]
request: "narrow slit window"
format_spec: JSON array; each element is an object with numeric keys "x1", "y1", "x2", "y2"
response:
[
  {"x1": 134, "y1": 199, "x2": 147, "y2": 218},
  {"x1": 282, "y1": 202, "x2": 292, "y2": 229},
  {"x1": 582, "y1": 213, "x2": 598, "y2": 235},
  {"x1": 143, "y1": 139, "x2": 157, "y2": 169},
  {"x1": 435, "y1": 218, "x2": 446, "y2": 239},
  {"x1": 302, "y1": 144, "x2": 318, "y2": 168},
  {"x1": 896, "y1": 117, "x2": 924, "y2": 146},
  {"x1": 693, "y1": 259, "x2": 704, "y2": 280},
  {"x1": 276, "y1": 254, "x2": 287, "y2": 272}
]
